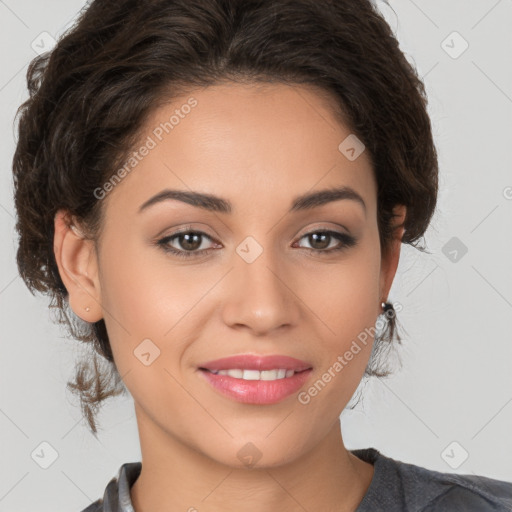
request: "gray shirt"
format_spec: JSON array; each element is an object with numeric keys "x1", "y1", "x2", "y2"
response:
[{"x1": 80, "y1": 447, "x2": 512, "y2": 511}]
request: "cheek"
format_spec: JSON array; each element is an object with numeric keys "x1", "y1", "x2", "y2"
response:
[
  {"x1": 299, "y1": 250, "x2": 382, "y2": 418},
  {"x1": 98, "y1": 237, "x2": 182, "y2": 332},
  {"x1": 304, "y1": 243, "x2": 382, "y2": 411},
  {"x1": 305, "y1": 241, "x2": 382, "y2": 340},
  {"x1": 95, "y1": 237, "x2": 171, "y2": 371}
]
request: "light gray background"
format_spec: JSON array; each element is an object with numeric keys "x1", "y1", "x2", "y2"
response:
[{"x1": 1, "y1": 1, "x2": 511, "y2": 510}]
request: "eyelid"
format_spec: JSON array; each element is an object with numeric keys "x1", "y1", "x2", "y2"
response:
[
  {"x1": 295, "y1": 222, "x2": 351, "y2": 238},
  {"x1": 156, "y1": 223, "x2": 218, "y2": 240}
]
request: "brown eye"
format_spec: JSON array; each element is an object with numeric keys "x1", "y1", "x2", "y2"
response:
[
  {"x1": 295, "y1": 230, "x2": 357, "y2": 254},
  {"x1": 306, "y1": 232, "x2": 331, "y2": 250},
  {"x1": 175, "y1": 232, "x2": 203, "y2": 251},
  {"x1": 157, "y1": 230, "x2": 217, "y2": 259}
]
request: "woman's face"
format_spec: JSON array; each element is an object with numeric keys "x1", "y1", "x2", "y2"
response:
[{"x1": 58, "y1": 82, "x2": 403, "y2": 467}]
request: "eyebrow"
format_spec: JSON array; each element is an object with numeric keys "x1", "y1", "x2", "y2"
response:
[{"x1": 138, "y1": 185, "x2": 366, "y2": 215}]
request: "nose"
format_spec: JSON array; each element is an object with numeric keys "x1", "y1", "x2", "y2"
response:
[{"x1": 220, "y1": 246, "x2": 301, "y2": 336}]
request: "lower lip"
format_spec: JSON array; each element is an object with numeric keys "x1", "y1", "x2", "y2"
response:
[{"x1": 199, "y1": 369, "x2": 313, "y2": 404}]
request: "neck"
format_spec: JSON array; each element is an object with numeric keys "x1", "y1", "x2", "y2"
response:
[{"x1": 130, "y1": 406, "x2": 374, "y2": 512}]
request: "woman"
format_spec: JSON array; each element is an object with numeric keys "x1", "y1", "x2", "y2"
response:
[{"x1": 12, "y1": 0, "x2": 512, "y2": 510}]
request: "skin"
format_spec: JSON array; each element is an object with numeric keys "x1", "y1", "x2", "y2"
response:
[{"x1": 53, "y1": 82, "x2": 406, "y2": 512}]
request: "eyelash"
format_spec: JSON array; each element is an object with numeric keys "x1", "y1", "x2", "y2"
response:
[{"x1": 156, "y1": 227, "x2": 357, "y2": 259}]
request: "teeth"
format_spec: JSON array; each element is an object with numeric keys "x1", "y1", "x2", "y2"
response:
[
  {"x1": 212, "y1": 368, "x2": 297, "y2": 380},
  {"x1": 239, "y1": 369, "x2": 260, "y2": 380},
  {"x1": 226, "y1": 369, "x2": 244, "y2": 379}
]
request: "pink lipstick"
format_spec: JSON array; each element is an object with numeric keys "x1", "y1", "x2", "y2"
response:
[{"x1": 198, "y1": 354, "x2": 313, "y2": 404}]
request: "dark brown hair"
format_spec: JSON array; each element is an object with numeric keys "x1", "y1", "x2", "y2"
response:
[{"x1": 12, "y1": 0, "x2": 438, "y2": 435}]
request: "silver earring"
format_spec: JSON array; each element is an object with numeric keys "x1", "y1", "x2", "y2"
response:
[{"x1": 381, "y1": 301, "x2": 395, "y2": 316}]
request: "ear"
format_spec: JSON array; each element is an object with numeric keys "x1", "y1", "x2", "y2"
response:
[
  {"x1": 53, "y1": 209, "x2": 103, "y2": 322},
  {"x1": 379, "y1": 204, "x2": 406, "y2": 305}
]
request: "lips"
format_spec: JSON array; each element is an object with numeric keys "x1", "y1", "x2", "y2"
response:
[
  {"x1": 198, "y1": 354, "x2": 312, "y2": 372},
  {"x1": 197, "y1": 354, "x2": 313, "y2": 404}
]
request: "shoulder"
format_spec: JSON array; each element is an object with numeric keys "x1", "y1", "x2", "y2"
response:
[
  {"x1": 352, "y1": 447, "x2": 512, "y2": 512},
  {"x1": 79, "y1": 500, "x2": 103, "y2": 512},
  {"x1": 77, "y1": 461, "x2": 142, "y2": 512},
  {"x1": 419, "y1": 471, "x2": 512, "y2": 512}
]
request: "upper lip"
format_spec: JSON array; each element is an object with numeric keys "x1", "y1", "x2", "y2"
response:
[{"x1": 199, "y1": 354, "x2": 313, "y2": 372}]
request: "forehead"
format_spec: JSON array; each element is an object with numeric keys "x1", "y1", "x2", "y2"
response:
[{"x1": 102, "y1": 81, "x2": 376, "y2": 219}]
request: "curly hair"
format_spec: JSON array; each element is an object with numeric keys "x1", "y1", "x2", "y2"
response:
[{"x1": 12, "y1": 0, "x2": 438, "y2": 435}]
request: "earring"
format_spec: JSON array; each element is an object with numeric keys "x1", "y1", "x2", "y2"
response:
[
  {"x1": 85, "y1": 306, "x2": 90, "y2": 312},
  {"x1": 381, "y1": 301, "x2": 395, "y2": 317}
]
